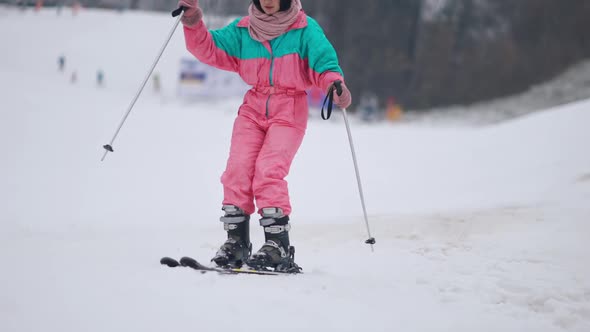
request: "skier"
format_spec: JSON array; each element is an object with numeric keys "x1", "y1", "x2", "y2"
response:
[
  {"x1": 359, "y1": 91, "x2": 379, "y2": 122},
  {"x1": 58, "y1": 55, "x2": 66, "y2": 72},
  {"x1": 70, "y1": 70, "x2": 77, "y2": 84},
  {"x1": 153, "y1": 73, "x2": 161, "y2": 94},
  {"x1": 97, "y1": 69, "x2": 104, "y2": 87},
  {"x1": 56, "y1": 0, "x2": 63, "y2": 15},
  {"x1": 178, "y1": 0, "x2": 352, "y2": 271},
  {"x1": 34, "y1": 0, "x2": 43, "y2": 12}
]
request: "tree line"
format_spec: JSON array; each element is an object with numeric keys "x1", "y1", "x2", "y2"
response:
[{"x1": 315, "y1": 0, "x2": 590, "y2": 109}]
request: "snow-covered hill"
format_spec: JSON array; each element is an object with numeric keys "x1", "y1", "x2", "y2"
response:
[{"x1": 1, "y1": 7, "x2": 589, "y2": 332}]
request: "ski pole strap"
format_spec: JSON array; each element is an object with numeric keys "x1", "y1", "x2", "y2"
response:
[
  {"x1": 321, "y1": 85, "x2": 335, "y2": 120},
  {"x1": 321, "y1": 81, "x2": 344, "y2": 120}
]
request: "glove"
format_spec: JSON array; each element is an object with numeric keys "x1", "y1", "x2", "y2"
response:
[
  {"x1": 178, "y1": 0, "x2": 203, "y2": 27},
  {"x1": 332, "y1": 82, "x2": 352, "y2": 109}
]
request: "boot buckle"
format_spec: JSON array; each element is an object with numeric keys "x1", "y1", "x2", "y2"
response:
[{"x1": 263, "y1": 224, "x2": 291, "y2": 234}]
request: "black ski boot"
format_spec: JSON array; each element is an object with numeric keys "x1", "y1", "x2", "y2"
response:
[
  {"x1": 211, "y1": 205, "x2": 252, "y2": 268},
  {"x1": 247, "y1": 208, "x2": 302, "y2": 273}
]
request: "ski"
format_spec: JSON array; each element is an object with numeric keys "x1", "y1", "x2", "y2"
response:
[{"x1": 160, "y1": 256, "x2": 300, "y2": 276}]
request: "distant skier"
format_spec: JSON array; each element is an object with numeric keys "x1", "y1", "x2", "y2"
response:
[
  {"x1": 56, "y1": 0, "x2": 63, "y2": 15},
  {"x1": 16, "y1": 0, "x2": 27, "y2": 11},
  {"x1": 178, "y1": 0, "x2": 351, "y2": 271},
  {"x1": 34, "y1": 0, "x2": 43, "y2": 12},
  {"x1": 385, "y1": 97, "x2": 403, "y2": 122},
  {"x1": 152, "y1": 73, "x2": 161, "y2": 93},
  {"x1": 97, "y1": 69, "x2": 104, "y2": 87},
  {"x1": 359, "y1": 92, "x2": 379, "y2": 122},
  {"x1": 58, "y1": 55, "x2": 65, "y2": 72},
  {"x1": 72, "y1": 1, "x2": 80, "y2": 16}
]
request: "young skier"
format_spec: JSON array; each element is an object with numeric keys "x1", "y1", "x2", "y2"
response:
[{"x1": 178, "y1": 0, "x2": 352, "y2": 271}]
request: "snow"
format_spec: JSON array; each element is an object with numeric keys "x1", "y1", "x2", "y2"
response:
[{"x1": 1, "y1": 6, "x2": 590, "y2": 332}]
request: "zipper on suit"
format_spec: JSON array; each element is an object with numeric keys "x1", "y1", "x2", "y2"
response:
[
  {"x1": 266, "y1": 42, "x2": 275, "y2": 119},
  {"x1": 265, "y1": 97, "x2": 272, "y2": 117}
]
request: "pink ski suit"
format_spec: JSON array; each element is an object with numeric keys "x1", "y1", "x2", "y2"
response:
[{"x1": 184, "y1": 11, "x2": 345, "y2": 216}]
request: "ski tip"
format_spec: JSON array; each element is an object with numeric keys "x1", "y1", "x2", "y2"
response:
[
  {"x1": 179, "y1": 256, "x2": 199, "y2": 267},
  {"x1": 160, "y1": 257, "x2": 180, "y2": 267}
]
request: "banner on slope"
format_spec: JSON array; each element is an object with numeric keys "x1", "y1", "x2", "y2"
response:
[{"x1": 177, "y1": 58, "x2": 248, "y2": 100}]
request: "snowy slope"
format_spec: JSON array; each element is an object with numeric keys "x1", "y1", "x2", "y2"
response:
[{"x1": 1, "y1": 6, "x2": 590, "y2": 332}]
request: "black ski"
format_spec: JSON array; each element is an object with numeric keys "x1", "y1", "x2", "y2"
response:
[{"x1": 160, "y1": 256, "x2": 300, "y2": 276}]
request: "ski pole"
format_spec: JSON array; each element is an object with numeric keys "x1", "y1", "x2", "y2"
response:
[
  {"x1": 101, "y1": 7, "x2": 185, "y2": 161},
  {"x1": 332, "y1": 81, "x2": 376, "y2": 251}
]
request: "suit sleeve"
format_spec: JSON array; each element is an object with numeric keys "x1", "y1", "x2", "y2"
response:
[
  {"x1": 304, "y1": 19, "x2": 345, "y2": 92},
  {"x1": 183, "y1": 19, "x2": 241, "y2": 73}
]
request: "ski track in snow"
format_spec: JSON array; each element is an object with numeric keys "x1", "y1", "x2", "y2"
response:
[{"x1": 1, "y1": 6, "x2": 590, "y2": 332}]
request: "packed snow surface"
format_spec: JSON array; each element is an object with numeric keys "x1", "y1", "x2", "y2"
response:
[{"x1": 1, "y1": 7, "x2": 589, "y2": 332}]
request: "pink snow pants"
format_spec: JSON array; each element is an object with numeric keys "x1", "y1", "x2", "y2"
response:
[{"x1": 221, "y1": 88, "x2": 308, "y2": 216}]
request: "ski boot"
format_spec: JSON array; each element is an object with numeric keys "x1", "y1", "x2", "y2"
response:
[
  {"x1": 247, "y1": 208, "x2": 302, "y2": 273},
  {"x1": 211, "y1": 205, "x2": 252, "y2": 268}
]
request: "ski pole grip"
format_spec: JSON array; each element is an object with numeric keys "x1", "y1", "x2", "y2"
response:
[
  {"x1": 333, "y1": 80, "x2": 343, "y2": 96},
  {"x1": 172, "y1": 6, "x2": 184, "y2": 17}
]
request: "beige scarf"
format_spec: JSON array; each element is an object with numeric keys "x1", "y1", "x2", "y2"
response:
[{"x1": 248, "y1": 0, "x2": 302, "y2": 42}]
